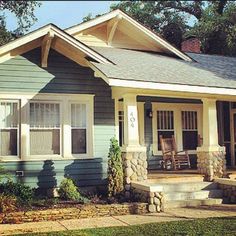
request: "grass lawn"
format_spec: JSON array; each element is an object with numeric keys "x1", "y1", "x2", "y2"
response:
[{"x1": 18, "y1": 217, "x2": 236, "y2": 236}]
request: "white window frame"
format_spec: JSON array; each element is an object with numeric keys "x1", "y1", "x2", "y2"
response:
[
  {"x1": 29, "y1": 100, "x2": 62, "y2": 158},
  {"x1": 0, "y1": 99, "x2": 20, "y2": 160},
  {"x1": 0, "y1": 93, "x2": 94, "y2": 161},
  {"x1": 152, "y1": 103, "x2": 202, "y2": 156}
]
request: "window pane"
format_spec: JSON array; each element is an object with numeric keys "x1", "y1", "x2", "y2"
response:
[
  {"x1": 30, "y1": 103, "x2": 60, "y2": 128},
  {"x1": 72, "y1": 129, "x2": 86, "y2": 154},
  {"x1": 0, "y1": 129, "x2": 17, "y2": 156},
  {"x1": 71, "y1": 104, "x2": 87, "y2": 154},
  {"x1": 71, "y1": 104, "x2": 86, "y2": 128},
  {"x1": 30, "y1": 129, "x2": 60, "y2": 155},
  {"x1": 157, "y1": 111, "x2": 174, "y2": 130},
  {"x1": 0, "y1": 101, "x2": 18, "y2": 156},
  {"x1": 182, "y1": 131, "x2": 198, "y2": 150},
  {"x1": 182, "y1": 111, "x2": 198, "y2": 150}
]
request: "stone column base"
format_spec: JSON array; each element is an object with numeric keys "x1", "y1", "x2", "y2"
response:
[
  {"x1": 122, "y1": 150, "x2": 148, "y2": 198},
  {"x1": 197, "y1": 146, "x2": 226, "y2": 181}
]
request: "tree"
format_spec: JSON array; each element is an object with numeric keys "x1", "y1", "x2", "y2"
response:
[
  {"x1": 0, "y1": 1, "x2": 41, "y2": 46},
  {"x1": 191, "y1": 1, "x2": 236, "y2": 55},
  {"x1": 107, "y1": 137, "x2": 124, "y2": 198}
]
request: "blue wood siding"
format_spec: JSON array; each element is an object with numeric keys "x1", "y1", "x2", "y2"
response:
[{"x1": 0, "y1": 48, "x2": 114, "y2": 188}]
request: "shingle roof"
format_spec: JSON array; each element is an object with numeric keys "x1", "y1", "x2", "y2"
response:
[{"x1": 91, "y1": 47, "x2": 236, "y2": 89}]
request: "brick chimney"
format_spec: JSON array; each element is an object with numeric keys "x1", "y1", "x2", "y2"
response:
[{"x1": 181, "y1": 37, "x2": 201, "y2": 53}]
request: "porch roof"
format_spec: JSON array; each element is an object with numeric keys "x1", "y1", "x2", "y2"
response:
[{"x1": 91, "y1": 47, "x2": 236, "y2": 90}]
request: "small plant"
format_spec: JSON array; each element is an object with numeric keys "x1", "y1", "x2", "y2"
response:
[
  {"x1": 0, "y1": 194, "x2": 17, "y2": 213},
  {"x1": 107, "y1": 137, "x2": 124, "y2": 198},
  {"x1": 0, "y1": 165, "x2": 11, "y2": 183},
  {"x1": 0, "y1": 181, "x2": 34, "y2": 203},
  {"x1": 58, "y1": 178, "x2": 80, "y2": 201}
]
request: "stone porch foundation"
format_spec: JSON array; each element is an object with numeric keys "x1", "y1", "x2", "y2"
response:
[
  {"x1": 197, "y1": 148, "x2": 226, "y2": 181},
  {"x1": 122, "y1": 151, "x2": 148, "y2": 198}
]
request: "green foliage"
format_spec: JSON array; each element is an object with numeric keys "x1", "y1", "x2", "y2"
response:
[
  {"x1": 0, "y1": 194, "x2": 17, "y2": 213},
  {"x1": 0, "y1": 165, "x2": 11, "y2": 183},
  {"x1": 58, "y1": 178, "x2": 80, "y2": 201},
  {"x1": 107, "y1": 137, "x2": 124, "y2": 198},
  {"x1": 0, "y1": 181, "x2": 34, "y2": 203},
  {"x1": 191, "y1": 2, "x2": 236, "y2": 56},
  {"x1": 0, "y1": 1, "x2": 41, "y2": 32},
  {"x1": 0, "y1": 1, "x2": 41, "y2": 46}
]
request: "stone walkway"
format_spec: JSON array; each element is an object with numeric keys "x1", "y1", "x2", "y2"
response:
[{"x1": 1, "y1": 205, "x2": 236, "y2": 235}]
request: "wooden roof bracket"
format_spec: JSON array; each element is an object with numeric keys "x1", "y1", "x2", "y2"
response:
[
  {"x1": 107, "y1": 15, "x2": 122, "y2": 46},
  {"x1": 41, "y1": 31, "x2": 54, "y2": 68}
]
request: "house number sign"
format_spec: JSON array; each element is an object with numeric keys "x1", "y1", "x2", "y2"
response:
[{"x1": 130, "y1": 112, "x2": 135, "y2": 127}]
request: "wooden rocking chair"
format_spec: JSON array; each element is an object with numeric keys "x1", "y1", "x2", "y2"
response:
[{"x1": 159, "y1": 135, "x2": 191, "y2": 170}]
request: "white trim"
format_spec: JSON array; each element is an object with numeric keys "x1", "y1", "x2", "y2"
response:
[
  {"x1": 0, "y1": 93, "x2": 94, "y2": 161},
  {"x1": 109, "y1": 79, "x2": 236, "y2": 97},
  {"x1": 152, "y1": 103, "x2": 202, "y2": 156},
  {"x1": 66, "y1": 10, "x2": 192, "y2": 61},
  {"x1": 0, "y1": 24, "x2": 111, "y2": 65},
  {"x1": 117, "y1": 101, "x2": 145, "y2": 147}
]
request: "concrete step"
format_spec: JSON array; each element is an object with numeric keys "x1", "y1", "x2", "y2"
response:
[
  {"x1": 155, "y1": 181, "x2": 218, "y2": 192},
  {"x1": 165, "y1": 198, "x2": 223, "y2": 209},
  {"x1": 165, "y1": 189, "x2": 223, "y2": 201},
  {"x1": 147, "y1": 175, "x2": 204, "y2": 183}
]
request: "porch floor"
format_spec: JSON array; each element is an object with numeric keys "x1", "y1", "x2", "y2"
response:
[{"x1": 148, "y1": 168, "x2": 236, "y2": 181}]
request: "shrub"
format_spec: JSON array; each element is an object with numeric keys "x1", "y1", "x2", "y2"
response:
[
  {"x1": 0, "y1": 194, "x2": 17, "y2": 213},
  {"x1": 58, "y1": 178, "x2": 80, "y2": 201},
  {"x1": 107, "y1": 137, "x2": 124, "y2": 198},
  {"x1": 0, "y1": 181, "x2": 34, "y2": 203},
  {"x1": 0, "y1": 166, "x2": 11, "y2": 183}
]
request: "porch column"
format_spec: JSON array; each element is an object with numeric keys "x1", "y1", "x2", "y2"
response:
[
  {"x1": 122, "y1": 94, "x2": 147, "y2": 198},
  {"x1": 197, "y1": 98, "x2": 226, "y2": 181}
]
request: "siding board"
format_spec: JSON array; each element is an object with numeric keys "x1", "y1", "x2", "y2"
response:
[{"x1": 0, "y1": 48, "x2": 114, "y2": 188}]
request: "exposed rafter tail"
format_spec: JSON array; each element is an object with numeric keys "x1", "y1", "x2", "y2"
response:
[{"x1": 41, "y1": 31, "x2": 54, "y2": 68}]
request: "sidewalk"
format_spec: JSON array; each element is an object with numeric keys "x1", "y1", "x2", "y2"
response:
[{"x1": 1, "y1": 205, "x2": 236, "y2": 235}]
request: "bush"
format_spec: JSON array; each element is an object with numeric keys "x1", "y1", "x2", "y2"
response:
[
  {"x1": 0, "y1": 166, "x2": 11, "y2": 183},
  {"x1": 107, "y1": 137, "x2": 124, "y2": 198},
  {"x1": 0, "y1": 194, "x2": 17, "y2": 213},
  {"x1": 0, "y1": 181, "x2": 34, "y2": 203},
  {"x1": 58, "y1": 178, "x2": 80, "y2": 201}
]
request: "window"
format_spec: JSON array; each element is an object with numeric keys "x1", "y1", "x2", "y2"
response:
[
  {"x1": 0, "y1": 101, "x2": 18, "y2": 156},
  {"x1": 30, "y1": 102, "x2": 60, "y2": 155},
  {"x1": 157, "y1": 110, "x2": 174, "y2": 150},
  {"x1": 71, "y1": 104, "x2": 87, "y2": 154},
  {"x1": 0, "y1": 94, "x2": 94, "y2": 160},
  {"x1": 118, "y1": 111, "x2": 124, "y2": 147},
  {"x1": 182, "y1": 111, "x2": 198, "y2": 150}
]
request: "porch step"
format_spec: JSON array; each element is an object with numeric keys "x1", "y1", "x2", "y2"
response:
[
  {"x1": 165, "y1": 198, "x2": 223, "y2": 209},
  {"x1": 165, "y1": 189, "x2": 223, "y2": 201},
  {"x1": 147, "y1": 175, "x2": 204, "y2": 183},
  {"x1": 154, "y1": 181, "x2": 218, "y2": 192}
]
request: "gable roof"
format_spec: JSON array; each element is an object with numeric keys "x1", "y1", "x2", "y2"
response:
[
  {"x1": 0, "y1": 23, "x2": 112, "y2": 65},
  {"x1": 66, "y1": 9, "x2": 193, "y2": 62},
  {"x1": 90, "y1": 47, "x2": 236, "y2": 90}
]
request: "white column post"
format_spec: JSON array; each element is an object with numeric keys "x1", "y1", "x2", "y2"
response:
[
  {"x1": 201, "y1": 98, "x2": 220, "y2": 150},
  {"x1": 114, "y1": 97, "x2": 119, "y2": 142},
  {"x1": 123, "y1": 94, "x2": 140, "y2": 149},
  {"x1": 20, "y1": 98, "x2": 30, "y2": 159},
  {"x1": 197, "y1": 98, "x2": 226, "y2": 180}
]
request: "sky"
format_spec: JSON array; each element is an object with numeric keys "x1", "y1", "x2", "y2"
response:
[{"x1": 5, "y1": 1, "x2": 116, "y2": 32}]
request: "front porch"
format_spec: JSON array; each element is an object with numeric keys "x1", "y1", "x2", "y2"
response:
[{"x1": 113, "y1": 90, "x2": 235, "y2": 182}]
